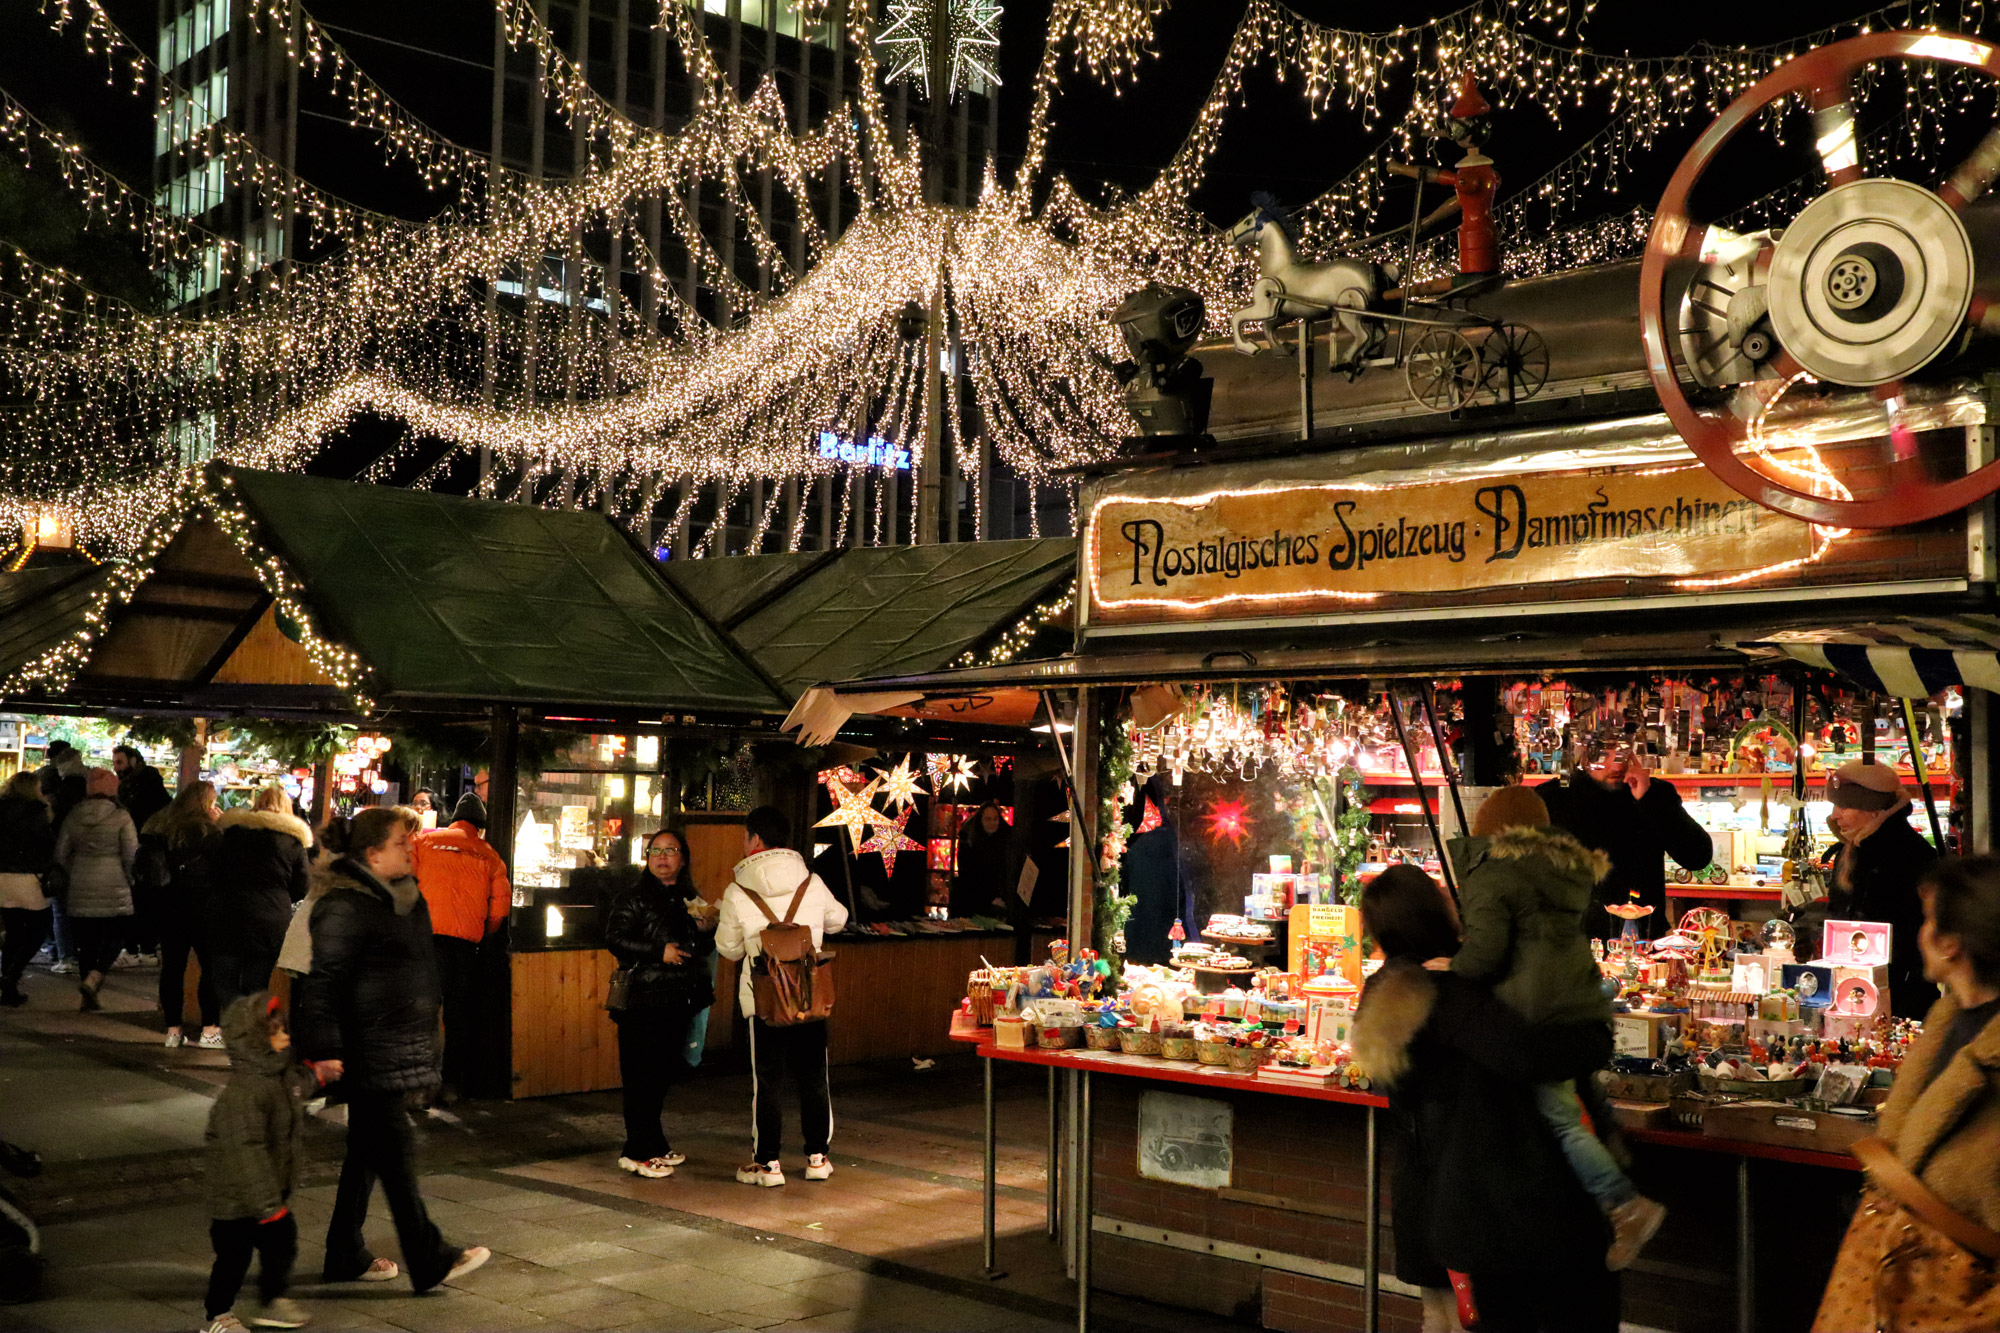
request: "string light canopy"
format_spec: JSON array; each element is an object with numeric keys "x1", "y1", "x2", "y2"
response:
[
  {"x1": 878, "y1": 0, "x2": 1005, "y2": 102},
  {"x1": 3, "y1": 0, "x2": 1998, "y2": 563}
]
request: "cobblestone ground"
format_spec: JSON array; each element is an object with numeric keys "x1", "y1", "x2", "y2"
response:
[{"x1": 0, "y1": 960, "x2": 1240, "y2": 1333}]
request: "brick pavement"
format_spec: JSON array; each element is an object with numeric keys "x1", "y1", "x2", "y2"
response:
[{"x1": 0, "y1": 960, "x2": 1243, "y2": 1333}]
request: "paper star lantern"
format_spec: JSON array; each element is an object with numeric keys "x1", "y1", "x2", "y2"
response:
[
  {"x1": 814, "y1": 777, "x2": 891, "y2": 851},
  {"x1": 858, "y1": 806, "x2": 925, "y2": 874},
  {"x1": 942, "y1": 755, "x2": 977, "y2": 794},
  {"x1": 876, "y1": 755, "x2": 927, "y2": 811}
]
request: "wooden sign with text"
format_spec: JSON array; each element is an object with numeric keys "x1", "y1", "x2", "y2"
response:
[{"x1": 1086, "y1": 462, "x2": 1824, "y2": 620}]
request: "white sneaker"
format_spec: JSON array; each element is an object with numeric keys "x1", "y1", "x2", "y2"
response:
[
  {"x1": 618, "y1": 1155, "x2": 675, "y2": 1179},
  {"x1": 445, "y1": 1246, "x2": 490, "y2": 1283},
  {"x1": 735, "y1": 1160, "x2": 784, "y2": 1187},
  {"x1": 804, "y1": 1154, "x2": 833, "y2": 1181},
  {"x1": 198, "y1": 1028, "x2": 225, "y2": 1050},
  {"x1": 48, "y1": 960, "x2": 75, "y2": 975},
  {"x1": 199, "y1": 1316, "x2": 246, "y2": 1332},
  {"x1": 241, "y1": 1295, "x2": 310, "y2": 1328},
  {"x1": 163, "y1": 1028, "x2": 185, "y2": 1048},
  {"x1": 111, "y1": 951, "x2": 141, "y2": 970}
]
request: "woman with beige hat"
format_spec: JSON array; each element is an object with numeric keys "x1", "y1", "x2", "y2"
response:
[{"x1": 1826, "y1": 757, "x2": 1939, "y2": 1019}]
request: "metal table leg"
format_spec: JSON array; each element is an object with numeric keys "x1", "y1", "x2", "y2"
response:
[
  {"x1": 1737, "y1": 1155, "x2": 1754, "y2": 1333},
  {"x1": 983, "y1": 1055, "x2": 1005, "y2": 1278},
  {"x1": 1076, "y1": 1069, "x2": 1093, "y2": 1333},
  {"x1": 1364, "y1": 1105, "x2": 1380, "y2": 1333},
  {"x1": 1047, "y1": 1067, "x2": 1061, "y2": 1241}
]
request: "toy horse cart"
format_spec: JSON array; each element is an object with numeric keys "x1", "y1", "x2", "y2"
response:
[{"x1": 1225, "y1": 199, "x2": 1549, "y2": 415}]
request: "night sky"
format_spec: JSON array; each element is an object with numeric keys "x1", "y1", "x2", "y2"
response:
[{"x1": 0, "y1": 0, "x2": 1947, "y2": 234}]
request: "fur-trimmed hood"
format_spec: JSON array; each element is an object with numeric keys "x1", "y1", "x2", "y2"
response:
[
  {"x1": 1350, "y1": 960, "x2": 1437, "y2": 1091},
  {"x1": 1483, "y1": 825, "x2": 1609, "y2": 883},
  {"x1": 219, "y1": 806, "x2": 313, "y2": 848}
]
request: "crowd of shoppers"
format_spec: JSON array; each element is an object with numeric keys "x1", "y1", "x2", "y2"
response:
[{"x1": 2, "y1": 742, "x2": 1989, "y2": 1333}]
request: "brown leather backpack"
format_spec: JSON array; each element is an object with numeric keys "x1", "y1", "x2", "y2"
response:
[{"x1": 736, "y1": 872, "x2": 835, "y2": 1026}]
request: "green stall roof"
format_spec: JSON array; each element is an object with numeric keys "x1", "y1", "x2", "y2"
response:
[
  {"x1": 725, "y1": 538, "x2": 1075, "y2": 697},
  {"x1": 217, "y1": 467, "x2": 787, "y2": 714},
  {"x1": 0, "y1": 566, "x2": 110, "y2": 682},
  {"x1": 662, "y1": 550, "x2": 827, "y2": 629}
]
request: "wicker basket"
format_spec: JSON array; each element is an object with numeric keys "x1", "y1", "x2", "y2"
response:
[
  {"x1": 1228, "y1": 1045, "x2": 1269, "y2": 1073},
  {"x1": 968, "y1": 972, "x2": 995, "y2": 1027},
  {"x1": 1196, "y1": 1039, "x2": 1232, "y2": 1066},
  {"x1": 1159, "y1": 1036, "x2": 1197, "y2": 1061},
  {"x1": 1117, "y1": 1028, "x2": 1162, "y2": 1056},
  {"x1": 1084, "y1": 1025, "x2": 1122, "y2": 1051},
  {"x1": 1037, "y1": 1025, "x2": 1082, "y2": 1050}
]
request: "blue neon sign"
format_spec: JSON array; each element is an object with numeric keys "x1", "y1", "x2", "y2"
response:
[{"x1": 819, "y1": 432, "x2": 911, "y2": 470}]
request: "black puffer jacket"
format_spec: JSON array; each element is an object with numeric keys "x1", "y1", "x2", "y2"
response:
[
  {"x1": 604, "y1": 872, "x2": 714, "y2": 1015},
  {"x1": 0, "y1": 794, "x2": 54, "y2": 875},
  {"x1": 210, "y1": 809, "x2": 313, "y2": 955},
  {"x1": 1352, "y1": 960, "x2": 1616, "y2": 1309},
  {"x1": 291, "y1": 858, "x2": 442, "y2": 1095}
]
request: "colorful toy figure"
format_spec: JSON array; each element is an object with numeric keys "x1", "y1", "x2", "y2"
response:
[
  {"x1": 1440, "y1": 75, "x2": 1500, "y2": 280},
  {"x1": 1168, "y1": 919, "x2": 1186, "y2": 945}
]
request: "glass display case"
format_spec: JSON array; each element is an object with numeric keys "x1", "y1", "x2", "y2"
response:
[{"x1": 510, "y1": 731, "x2": 664, "y2": 952}]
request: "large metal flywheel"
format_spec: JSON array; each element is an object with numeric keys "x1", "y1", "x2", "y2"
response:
[{"x1": 1640, "y1": 31, "x2": 2000, "y2": 528}]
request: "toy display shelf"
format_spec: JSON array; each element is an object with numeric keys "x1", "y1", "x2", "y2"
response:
[{"x1": 1358, "y1": 771, "x2": 1951, "y2": 789}]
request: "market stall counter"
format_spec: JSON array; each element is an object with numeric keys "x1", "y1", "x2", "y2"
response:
[
  {"x1": 951, "y1": 1017, "x2": 1861, "y2": 1333},
  {"x1": 508, "y1": 910, "x2": 1061, "y2": 1096}
]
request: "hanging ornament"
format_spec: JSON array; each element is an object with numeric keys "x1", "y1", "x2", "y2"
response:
[
  {"x1": 877, "y1": 0, "x2": 1003, "y2": 102},
  {"x1": 857, "y1": 806, "x2": 925, "y2": 873},
  {"x1": 876, "y1": 755, "x2": 928, "y2": 811},
  {"x1": 814, "y1": 777, "x2": 892, "y2": 851}
]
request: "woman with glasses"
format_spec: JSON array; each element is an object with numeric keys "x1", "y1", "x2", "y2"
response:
[{"x1": 602, "y1": 829, "x2": 716, "y2": 1179}]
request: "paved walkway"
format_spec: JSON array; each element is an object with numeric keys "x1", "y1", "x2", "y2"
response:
[{"x1": 0, "y1": 960, "x2": 1236, "y2": 1333}]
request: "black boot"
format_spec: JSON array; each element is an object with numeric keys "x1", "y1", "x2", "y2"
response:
[
  {"x1": 78, "y1": 972, "x2": 102, "y2": 1012},
  {"x1": 0, "y1": 979, "x2": 22, "y2": 1007}
]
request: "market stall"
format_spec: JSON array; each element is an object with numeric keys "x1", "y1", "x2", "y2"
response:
[{"x1": 824, "y1": 377, "x2": 1996, "y2": 1331}]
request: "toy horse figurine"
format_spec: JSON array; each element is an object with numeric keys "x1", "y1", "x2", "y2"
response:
[{"x1": 1227, "y1": 193, "x2": 1386, "y2": 367}]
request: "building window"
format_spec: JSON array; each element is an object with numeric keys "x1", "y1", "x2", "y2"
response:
[
  {"x1": 158, "y1": 0, "x2": 231, "y2": 73},
  {"x1": 156, "y1": 68, "x2": 228, "y2": 155}
]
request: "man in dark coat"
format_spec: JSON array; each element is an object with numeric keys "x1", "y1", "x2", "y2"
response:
[
  {"x1": 1120, "y1": 777, "x2": 1183, "y2": 966},
  {"x1": 112, "y1": 746, "x2": 171, "y2": 833},
  {"x1": 1825, "y1": 759, "x2": 1939, "y2": 1019},
  {"x1": 1537, "y1": 749, "x2": 1712, "y2": 939},
  {"x1": 292, "y1": 808, "x2": 488, "y2": 1294}
]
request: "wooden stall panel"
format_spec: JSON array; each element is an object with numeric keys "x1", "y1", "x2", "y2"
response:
[{"x1": 510, "y1": 950, "x2": 621, "y2": 1098}]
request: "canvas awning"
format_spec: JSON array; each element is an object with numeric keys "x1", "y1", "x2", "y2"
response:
[
  {"x1": 1735, "y1": 615, "x2": 2000, "y2": 697},
  {"x1": 9, "y1": 467, "x2": 788, "y2": 718}
]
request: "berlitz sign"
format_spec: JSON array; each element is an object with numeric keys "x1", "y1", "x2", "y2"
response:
[{"x1": 1085, "y1": 461, "x2": 1830, "y2": 618}]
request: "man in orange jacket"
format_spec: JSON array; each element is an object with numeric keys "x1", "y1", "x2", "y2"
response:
[{"x1": 411, "y1": 793, "x2": 511, "y2": 1100}]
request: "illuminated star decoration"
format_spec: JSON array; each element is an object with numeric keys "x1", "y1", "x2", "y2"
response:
[
  {"x1": 876, "y1": 755, "x2": 928, "y2": 811},
  {"x1": 814, "y1": 777, "x2": 892, "y2": 851},
  {"x1": 945, "y1": 755, "x2": 978, "y2": 794},
  {"x1": 857, "y1": 806, "x2": 925, "y2": 874},
  {"x1": 876, "y1": 0, "x2": 1003, "y2": 103},
  {"x1": 1204, "y1": 798, "x2": 1252, "y2": 847}
]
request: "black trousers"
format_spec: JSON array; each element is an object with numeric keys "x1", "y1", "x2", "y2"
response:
[
  {"x1": 209, "y1": 946, "x2": 279, "y2": 1007},
  {"x1": 747, "y1": 1017, "x2": 832, "y2": 1164},
  {"x1": 206, "y1": 1211, "x2": 296, "y2": 1318},
  {"x1": 159, "y1": 912, "x2": 218, "y2": 1030},
  {"x1": 0, "y1": 908, "x2": 49, "y2": 987},
  {"x1": 432, "y1": 935, "x2": 478, "y2": 1093},
  {"x1": 67, "y1": 915, "x2": 126, "y2": 979},
  {"x1": 612, "y1": 1006, "x2": 691, "y2": 1160},
  {"x1": 324, "y1": 1089, "x2": 457, "y2": 1291}
]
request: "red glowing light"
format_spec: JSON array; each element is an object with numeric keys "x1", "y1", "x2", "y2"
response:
[{"x1": 1204, "y1": 799, "x2": 1252, "y2": 847}]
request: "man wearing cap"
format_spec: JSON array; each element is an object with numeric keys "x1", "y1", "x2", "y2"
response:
[
  {"x1": 410, "y1": 794, "x2": 511, "y2": 1100},
  {"x1": 1826, "y1": 758, "x2": 1938, "y2": 1019}
]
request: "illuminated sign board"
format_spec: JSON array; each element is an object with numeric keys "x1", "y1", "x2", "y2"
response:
[{"x1": 820, "y1": 432, "x2": 911, "y2": 470}]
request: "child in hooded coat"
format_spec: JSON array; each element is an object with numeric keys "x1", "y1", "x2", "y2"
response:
[
  {"x1": 201, "y1": 991, "x2": 331, "y2": 1332},
  {"x1": 1445, "y1": 784, "x2": 1666, "y2": 1272}
]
